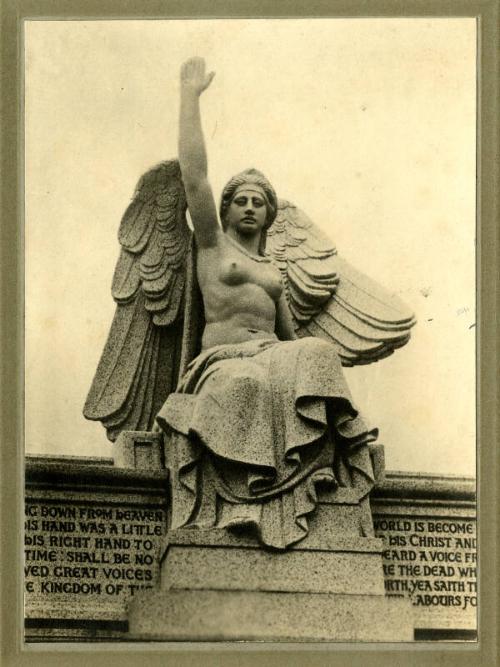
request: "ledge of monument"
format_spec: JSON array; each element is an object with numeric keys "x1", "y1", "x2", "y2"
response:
[
  {"x1": 24, "y1": 454, "x2": 475, "y2": 503},
  {"x1": 374, "y1": 470, "x2": 476, "y2": 503},
  {"x1": 25, "y1": 454, "x2": 169, "y2": 492}
]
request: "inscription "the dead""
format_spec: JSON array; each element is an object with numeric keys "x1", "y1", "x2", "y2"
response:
[{"x1": 374, "y1": 517, "x2": 477, "y2": 621}]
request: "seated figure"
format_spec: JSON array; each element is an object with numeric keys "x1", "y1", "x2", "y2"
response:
[{"x1": 84, "y1": 58, "x2": 415, "y2": 550}]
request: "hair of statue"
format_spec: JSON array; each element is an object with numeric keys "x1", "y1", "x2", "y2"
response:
[{"x1": 219, "y1": 168, "x2": 278, "y2": 255}]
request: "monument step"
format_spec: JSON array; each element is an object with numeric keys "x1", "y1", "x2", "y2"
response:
[
  {"x1": 127, "y1": 589, "x2": 414, "y2": 642},
  {"x1": 160, "y1": 529, "x2": 386, "y2": 596}
]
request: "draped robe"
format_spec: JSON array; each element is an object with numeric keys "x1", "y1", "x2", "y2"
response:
[{"x1": 157, "y1": 334, "x2": 377, "y2": 550}]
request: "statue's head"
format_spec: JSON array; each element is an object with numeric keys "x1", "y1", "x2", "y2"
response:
[{"x1": 220, "y1": 169, "x2": 278, "y2": 254}]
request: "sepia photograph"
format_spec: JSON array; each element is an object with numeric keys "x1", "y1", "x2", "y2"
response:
[{"x1": 23, "y1": 17, "x2": 477, "y2": 644}]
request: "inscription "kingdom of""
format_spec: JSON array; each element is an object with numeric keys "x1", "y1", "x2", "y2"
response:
[{"x1": 24, "y1": 501, "x2": 166, "y2": 604}]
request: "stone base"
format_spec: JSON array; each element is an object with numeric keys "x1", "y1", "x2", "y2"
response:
[
  {"x1": 158, "y1": 529, "x2": 386, "y2": 595},
  {"x1": 127, "y1": 528, "x2": 414, "y2": 641},
  {"x1": 127, "y1": 589, "x2": 413, "y2": 642}
]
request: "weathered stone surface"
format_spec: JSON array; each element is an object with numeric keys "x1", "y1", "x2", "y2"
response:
[
  {"x1": 160, "y1": 529, "x2": 386, "y2": 595},
  {"x1": 127, "y1": 521, "x2": 411, "y2": 640},
  {"x1": 24, "y1": 456, "x2": 168, "y2": 626},
  {"x1": 24, "y1": 456, "x2": 476, "y2": 642},
  {"x1": 371, "y1": 472, "x2": 477, "y2": 632},
  {"x1": 127, "y1": 589, "x2": 414, "y2": 641},
  {"x1": 113, "y1": 431, "x2": 164, "y2": 470}
]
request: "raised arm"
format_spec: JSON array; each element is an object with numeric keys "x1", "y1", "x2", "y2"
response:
[{"x1": 178, "y1": 57, "x2": 220, "y2": 248}]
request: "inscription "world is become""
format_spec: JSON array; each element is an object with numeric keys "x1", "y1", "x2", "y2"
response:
[{"x1": 374, "y1": 517, "x2": 477, "y2": 615}]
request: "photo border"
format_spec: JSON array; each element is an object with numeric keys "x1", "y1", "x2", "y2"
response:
[{"x1": 1, "y1": 1, "x2": 498, "y2": 666}]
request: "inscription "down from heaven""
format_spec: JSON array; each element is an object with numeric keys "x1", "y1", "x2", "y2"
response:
[{"x1": 24, "y1": 502, "x2": 166, "y2": 605}]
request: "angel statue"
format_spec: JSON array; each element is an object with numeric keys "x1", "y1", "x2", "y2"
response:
[{"x1": 84, "y1": 58, "x2": 415, "y2": 550}]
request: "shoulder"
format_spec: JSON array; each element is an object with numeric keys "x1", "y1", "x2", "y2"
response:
[{"x1": 196, "y1": 231, "x2": 226, "y2": 265}]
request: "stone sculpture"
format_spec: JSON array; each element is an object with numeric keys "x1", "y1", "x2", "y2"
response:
[{"x1": 84, "y1": 57, "x2": 415, "y2": 551}]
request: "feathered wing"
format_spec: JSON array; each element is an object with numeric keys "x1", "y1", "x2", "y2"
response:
[
  {"x1": 267, "y1": 200, "x2": 416, "y2": 366},
  {"x1": 84, "y1": 160, "x2": 194, "y2": 440}
]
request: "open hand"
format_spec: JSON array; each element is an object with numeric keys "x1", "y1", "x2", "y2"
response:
[{"x1": 180, "y1": 57, "x2": 215, "y2": 95}]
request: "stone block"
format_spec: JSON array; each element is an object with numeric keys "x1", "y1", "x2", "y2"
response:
[
  {"x1": 24, "y1": 458, "x2": 168, "y2": 629},
  {"x1": 302, "y1": 503, "x2": 364, "y2": 541},
  {"x1": 127, "y1": 589, "x2": 414, "y2": 641},
  {"x1": 158, "y1": 529, "x2": 386, "y2": 596},
  {"x1": 163, "y1": 526, "x2": 382, "y2": 552},
  {"x1": 161, "y1": 545, "x2": 385, "y2": 595},
  {"x1": 113, "y1": 431, "x2": 164, "y2": 470}
]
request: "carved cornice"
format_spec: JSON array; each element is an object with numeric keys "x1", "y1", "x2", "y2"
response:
[
  {"x1": 25, "y1": 455, "x2": 475, "y2": 504},
  {"x1": 374, "y1": 471, "x2": 476, "y2": 504},
  {"x1": 25, "y1": 455, "x2": 168, "y2": 496}
]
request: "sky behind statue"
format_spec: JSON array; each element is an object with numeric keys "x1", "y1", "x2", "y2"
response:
[{"x1": 24, "y1": 18, "x2": 476, "y2": 476}]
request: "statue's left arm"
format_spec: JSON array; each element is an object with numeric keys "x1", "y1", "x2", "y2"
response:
[{"x1": 275, "y1": 291, "x2": 298, "y2": 341}]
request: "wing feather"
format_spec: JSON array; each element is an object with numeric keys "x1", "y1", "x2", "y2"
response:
[
  {"x1": 118, "y1": 201, "x2": 156, "y2": 252},
  {"x1": 111, "y1": 249, "x2": 141, "y2": 304},
  {"x1": 333, "y1": 257, "x2": 415, "y2": 327},
  {"x1": 113, "y1": 160, "x2": 190, "y2": 314},
  {"x1": 84, "y1": 159, "x2": 192, "y2": 440},
  {"x1": 320, "y1": 302, "x2": 411, "y2": 343},
  {"x1": 84, "y1": 293, "x2": 153, "y2": 420},
  {"x1": 267, "y1": 199, "x2": 416, "y2": 366}
]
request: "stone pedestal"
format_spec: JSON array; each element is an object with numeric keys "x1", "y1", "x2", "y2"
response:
[
  {"x1": 115, "y1": 435, "x2": 414, "y2": 640},
  {"x1": 127, "y1": 500, "x2": 414, "y2": 641},
  {"x1": 128, "y1": 588, "x2": 412, "y2": 641},
  {"x1": 23, "y1": 454, "x2": 476, "y2": 642}
]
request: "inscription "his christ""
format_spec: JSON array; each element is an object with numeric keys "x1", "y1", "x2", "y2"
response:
[{"x1": 374, "y1": 516, "x2": 477, "y2": 623}]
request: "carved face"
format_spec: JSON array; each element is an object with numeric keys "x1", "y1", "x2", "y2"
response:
[{"x1": 224, "y1": 186, "x2": 268, "y2": 236}]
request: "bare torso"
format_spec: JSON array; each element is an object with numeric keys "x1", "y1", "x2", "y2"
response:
[
  {"x1": 198, "y1": 234, "x2": 283, "y2": 350},
  {"x1": 177, "y1": 57, "x2": 296, "y2": 349}
]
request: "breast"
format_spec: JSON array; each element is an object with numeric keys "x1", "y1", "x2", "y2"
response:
[
  {"x1": 219, "y1": 259, "x2": 248, "y2": 286},
  {"x1": 219, "y1": 256, "x2": 283, "y2": 301}
]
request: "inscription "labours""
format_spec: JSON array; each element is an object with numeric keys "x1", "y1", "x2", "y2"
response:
[{"x1": 374, "y1": 516, "x2": 477, "y2": 617}]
